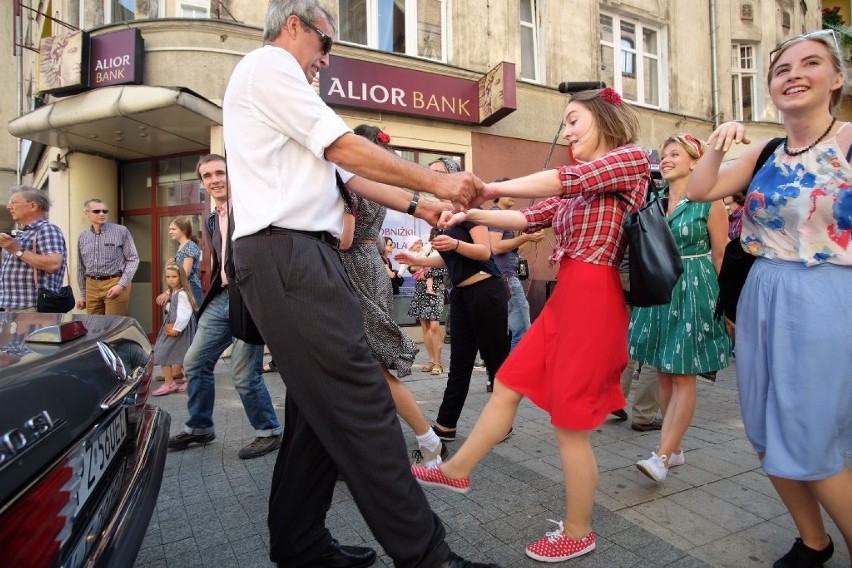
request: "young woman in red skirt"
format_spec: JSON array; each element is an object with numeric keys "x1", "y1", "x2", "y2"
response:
[{"x1": 411, "y1": 88, "x2": 650, "y2": 562}]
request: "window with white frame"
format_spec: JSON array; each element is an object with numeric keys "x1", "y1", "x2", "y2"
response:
[
  {"x1": 599, "y1": 13, "x2": 664, "y2": 108},
  {"x1": 105, "y1": 0, "x2": 135, "y2": 23},
  {"x1": 337, "y1": 0, "x2": 446, "y2": 62},
  {"x1": 731, "y1": 42, "x2": 757, "y2": 121},
  {"x1": 180, "y1": 0, "x2": 210, "y2": 18},
  {"x1": 519, "y1": 0, "x2": 541, "y2": 81}
]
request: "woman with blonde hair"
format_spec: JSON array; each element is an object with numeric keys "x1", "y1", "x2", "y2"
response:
[
  {"x1": 687, "y1": 30, "x2": 851, "y2": 567},
  {"x1": 629, "y1": 133, "x2": 730, "y2": 483}
]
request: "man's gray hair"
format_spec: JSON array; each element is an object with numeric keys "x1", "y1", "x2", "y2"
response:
[
  {"x1": 10, "y1": 185, "x2": 50, "y2": 212},
  {"x1": 263, "y1": 0, "x2": 336, "y2": 43},
  {"x1": 83, "y1": 198, "x2": 107, "y2": 211}
]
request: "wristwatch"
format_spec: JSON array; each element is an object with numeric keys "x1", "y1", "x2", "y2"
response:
[{"x1": 14, "y1": 250, "x2": 24, "y2": 258}]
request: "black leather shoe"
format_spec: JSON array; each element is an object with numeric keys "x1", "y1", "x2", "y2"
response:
[
  {"x1": 610, "y1": 409, "x2": 629, "y2": 420},
  {"x1": 440, "y1": 552, "x2": 500, "y2": 568},
  {"x1": 310, "y1": 539, "x2": 376, "y2": 568}
]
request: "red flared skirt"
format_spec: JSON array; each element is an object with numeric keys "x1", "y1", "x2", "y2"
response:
[{"x1": 497, "y1": 258, "x2": 628, "y2": 430}]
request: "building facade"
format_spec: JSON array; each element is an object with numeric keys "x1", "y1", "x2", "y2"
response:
[{"x1": 3, "y1": 0, "x2": 835, "y2": 333}]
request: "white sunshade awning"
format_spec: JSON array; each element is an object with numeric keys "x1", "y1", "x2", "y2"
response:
[{"x1": 8, "y1": 85, "x2": 222, "y2": 160}]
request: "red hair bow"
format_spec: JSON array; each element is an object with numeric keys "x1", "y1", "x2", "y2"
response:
[
  {"x1": 599, "y1": 88, "x2": 622, "y2": 106},
  {"x1": 377, "y1": 131, "x2": 391, "y2": 144}
]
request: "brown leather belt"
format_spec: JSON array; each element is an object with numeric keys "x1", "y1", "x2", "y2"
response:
[{"x1": 87, "y1": 272, "x2": 122, "y2": 281}]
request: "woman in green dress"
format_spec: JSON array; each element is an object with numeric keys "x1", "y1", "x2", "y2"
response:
[{"x1": 628, "y1": 134, "x2": 731, "y2": 483}]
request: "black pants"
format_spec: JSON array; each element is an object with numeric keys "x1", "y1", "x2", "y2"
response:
[
  {"x1": 436, "y1": 277, "x2": 509, "y2": 428},
  {"x1": 234, "y1": 231, "x2": 450, "y2": 568}
]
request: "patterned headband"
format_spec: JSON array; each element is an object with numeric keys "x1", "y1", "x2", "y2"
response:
[{"x1": 683, "y1": 134, "x2": 704, "y2": 157}]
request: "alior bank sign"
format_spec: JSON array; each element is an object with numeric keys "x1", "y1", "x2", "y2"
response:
[{"x1": 320, "y1": 56, "x2": 516, "y2": 126}]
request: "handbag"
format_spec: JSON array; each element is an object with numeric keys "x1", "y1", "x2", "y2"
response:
[
  {"x1": 32, "y1": 231, "x2": 76, "y2": 313},
  {"x1": 517, "y1": 258, "x2": 529, "y2": 280},
  {"x1": 615, "y1": 183, "x2": 683, "y2": 308},
  {"x1": 714, "y1": 137, "x2": 785, "y2": 323}
]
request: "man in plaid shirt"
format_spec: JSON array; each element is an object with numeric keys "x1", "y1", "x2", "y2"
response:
[{"x1": 0, "y1": 186, "x2": 67, "y2": 311}]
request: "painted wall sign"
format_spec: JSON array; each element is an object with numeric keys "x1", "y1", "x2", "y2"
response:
[
  {"x1": 88, "y1": 28, "x2": 144, "y2": 88},
  {"x1": 39, "y1": 30, "x2": 89, "y2": 94},
  {"x1": 320, "y1": 57, "x2": 516, "y2": 125}
]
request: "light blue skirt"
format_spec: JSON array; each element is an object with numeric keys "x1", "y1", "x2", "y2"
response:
[{"x1": 736, "y1": 258, "x2": 852, "y2": 480}]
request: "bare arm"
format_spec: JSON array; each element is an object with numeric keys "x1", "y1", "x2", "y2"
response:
[
  {"x1": 181, "y1": 256, "x2": 194, "y2": 280},
  {"x1": 327, "y1": 133, "x2": 482, "y2": 206},
  {"x1": 707, "y1": 200, "x2": 729, "y2": 274},
  {"x1": 339, "y1": 212, "x2": 355, "y2": 251},
  {"x1": 489, "y1": 230, "x2": 545, "y2": 255},
  {"x1": 431, "y1": 225, "x2": 492, "y2": 262},
  {"x1": 687, "y1": 121, "x2": 763, "y2": 202},
  {"x1": 344, "y1": 176, "x2": 453, "y2": 226},
  {"x1": 440, "y1": 208, "x2": 529, "y2": 232},
  {"x1": 395, "y1": 250, "x2": 447, "y2": 269}
]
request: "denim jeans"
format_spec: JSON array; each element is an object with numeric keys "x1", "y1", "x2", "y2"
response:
[
  {"x1": 183, "y1": 289, "x2": 282, "y2": 437},
  {"x1": 506, "y1": 275, "x2": 531, "y2": 350}
]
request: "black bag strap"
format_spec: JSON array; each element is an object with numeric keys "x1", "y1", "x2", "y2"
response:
[
  {"x1": 753, "y1": 138, "x2": 784, "y2": 177},
  {"x1": 613, "y1": 175, "x2": 655, "y2": 212}
]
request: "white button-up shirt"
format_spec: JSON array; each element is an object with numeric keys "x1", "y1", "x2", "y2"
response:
[{"x1": 223, "y1": 45, "x2": 354, "y2": 239}]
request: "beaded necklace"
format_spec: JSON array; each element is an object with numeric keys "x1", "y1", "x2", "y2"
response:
[{"x1": 783, "y1": 117, "x2": 836, "y2": 156}]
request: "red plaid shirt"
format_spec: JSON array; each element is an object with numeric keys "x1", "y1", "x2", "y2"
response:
[{"x1": 522, "y1": 144, "x2": 650, "y2": 267}]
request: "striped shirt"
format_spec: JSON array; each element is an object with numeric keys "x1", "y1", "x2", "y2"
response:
[
  {"x1": 77, "y1": 222, "x2": 139, "y2": 292},
  {"x1": 0, "y1": 218, "x2": 68, "y2": 309},
  {"x1": 522, "y1": 144, "x2": 650, "y2": 267}
]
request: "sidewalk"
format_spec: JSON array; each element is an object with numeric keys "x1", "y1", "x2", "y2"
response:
[{"x1": 135, "y1": 347, "x2": 849, "y2": 568}]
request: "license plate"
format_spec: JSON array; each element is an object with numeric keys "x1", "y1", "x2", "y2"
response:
[
  {"x1": 75, "y1": 409, "x2": 127, "y2": 518},
  {"x1": 63, "y1": 460, "x2": 126, "y2": 568}
]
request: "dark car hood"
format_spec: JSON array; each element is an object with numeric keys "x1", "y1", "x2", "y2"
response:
[{"x1": 0, "y1": 313, "x2": 153, "y2": 506}]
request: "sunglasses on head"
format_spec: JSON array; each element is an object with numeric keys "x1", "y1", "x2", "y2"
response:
[
  {"x1": 769, "y1": 29, "x2": 839, "y2": 63},
  {"x1": 89, "y1": 209, "x2": 108, "y2": 214},
  {"x1": 298, "y1": 16, "x2": 333, "y2": 55}
]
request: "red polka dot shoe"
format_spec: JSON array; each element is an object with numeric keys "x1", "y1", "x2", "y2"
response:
[
  {"x1": 410, "y1": 464, "x2": 471, "y2": 494},
  {"x1": 525, "y1": 520, "x2": 595, "y2": 562}
]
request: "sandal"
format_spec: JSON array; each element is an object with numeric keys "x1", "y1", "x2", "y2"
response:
[
  {"x1": 177, "y1": 383, "x2": 188, "y2": 393},
  {"x1": 153, "y1": 383, "x2": 179, "y2": 396},
  {"x1": 421, "y1": 362, "x2": 436, "y2": 372},
  {"x1": 431, "y1": 364, "x2": 444, "y2": 375}
]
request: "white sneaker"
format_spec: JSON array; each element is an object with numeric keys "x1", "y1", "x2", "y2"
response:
[
  {"x1": 636, "y1": 451, "x2": 668, "y2": 482},
  {"x1": 668, "y1": 450, "x2": 685, "y2": 467}
]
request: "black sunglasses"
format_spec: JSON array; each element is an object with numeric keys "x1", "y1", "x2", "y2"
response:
[
  {"x1": 89, "y1": 209, "x2": 109, "y2": 214},
  {"x1": 298, "y1": 16, "x2": 333, "y2": 55}
]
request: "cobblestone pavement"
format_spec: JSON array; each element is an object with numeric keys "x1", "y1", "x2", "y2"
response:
[{"x1": 136, "y1": 347, "x2": 849, "y2": 568}]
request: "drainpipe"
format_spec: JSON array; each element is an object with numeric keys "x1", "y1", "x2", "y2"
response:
[
  {"x1": 16, "y1": 1, "x2": 24, "y2": 183},
  {"x1": 710, "y1": 0, "x2": 720, "y2": 128}
]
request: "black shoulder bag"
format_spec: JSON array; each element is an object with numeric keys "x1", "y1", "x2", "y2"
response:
[
  {"x1": 714, "y1": 137, "x2": 784, "y2": 323},
  {"x1": 615, "y1": 179, "x2": 684, "y2": 307},
  {"x1": 32, "y1": 230, "x2": 76, "y2": 313}
]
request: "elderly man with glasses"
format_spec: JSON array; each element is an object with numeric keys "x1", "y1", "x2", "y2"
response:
[
  {"x1": 222, "y1": 2, "x2": 495, "y2": 567},
  {"x1": 76, "y1": 198, "x2": 139, "y2": 315},
  {"x1": 0, "y1": 186, "x2": 68, "y2": 312}
]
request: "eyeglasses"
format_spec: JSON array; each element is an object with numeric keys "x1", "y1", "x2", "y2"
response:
[
  {"x1": 88, "y1": 209, "x2": 109, "y2": 214},
  {"x1": 298, "y1": 16, "x2": 333, "y2": 55},
  {"x1": 769, "y1": 29, "x2": 839, "y2": 62}
]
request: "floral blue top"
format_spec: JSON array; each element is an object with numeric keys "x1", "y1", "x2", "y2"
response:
[
  {"x1": 742, "y1": 126, "x2": 852, "y2": 267},
  {"x1": 176, "y1": 240, "x2": 203, "y2": 305}
]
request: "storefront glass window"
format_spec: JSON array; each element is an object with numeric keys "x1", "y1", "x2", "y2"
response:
[
  {"x1": 157, "y1": 155, "x2": 206, "y2": 206},
  {"x1": 122, "y1": 161, "x2": 153, "y2": 210}
]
